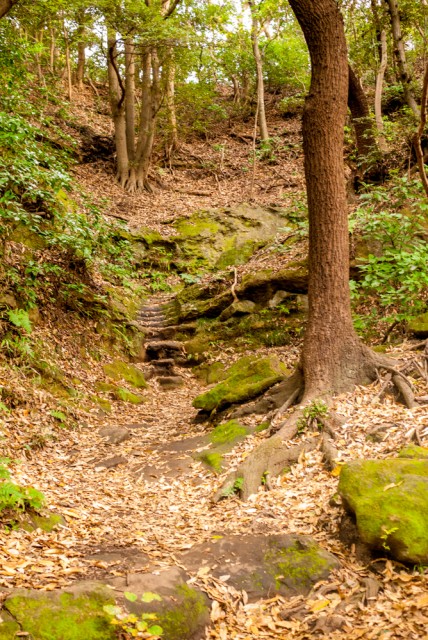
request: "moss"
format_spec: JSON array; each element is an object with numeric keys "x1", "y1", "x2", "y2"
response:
[
  {"x1": 5, "y1": 584, "x2": 116, "y2": 640},
  {"x1": 256, "y1": 421, "x2": 270, "y2": 432},
  {"x1": 103, "y1": 360, "x2": 147, "y2": 388},
  {"x1": 339, "y1": 459, "x2": 428, "y2": 563},
  {"x1": 215, "y1": 238, "x2": 263, "y2": 270},
  {"x1": 95, "y1": 382, "x2": 116, "y2": 394},
  {"x1": 9, "y1": 224, "x2": 47, "y2": 250},
  {"x1": 198, "y1": 451, "x2": 223, "y2": 473},
  {"x1": 408, "y1": 312, "x2": 428, "y2": 337},
  {"x1": 266, "y1": 541, "x2": 332, "y2": 591},
  {"x1": 398, "y1": 445, "x2": 428, "y2": 460},
  {"x1": 192, "y1": 361, "x2": 226, "y2": 385},
  {"x1": 175, "y1": 218, "x2": 220, "y2": 239},
  {"x1": 210, "y1": 420, "x2": 248, "y2": 445},
  {"x1": 92, "y1": 396, "x2": 112, "y2": 414},
  {"x1": 193, "y1": 356, "x2": 288, "y2": 412},
  {"x1": 156, "y1": 584, "x2": 209, "y2": 640},
  {"x1": 115, "y1": 387, "x2": 145, "y2": 404},
  {"x1": 0, "y1": 612, "x2": 20, "y2": 639},
  {"x1": 20, "y1": 512, "x2": 64, "y2": 533}
]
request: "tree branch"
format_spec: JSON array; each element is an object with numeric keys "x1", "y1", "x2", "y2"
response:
[{"x1": 0, "y1": 0, "x2": 18, "y2": 19}]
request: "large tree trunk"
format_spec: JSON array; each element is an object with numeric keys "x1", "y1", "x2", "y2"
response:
[
  {"x1": 213, "y1": 0, "x2": 381, "y2": 502},
  {"x1": 107, "y1": 31, "x2": 129, "y2": 187},
  {"x1": 347, "y1": 65, "x2": 380, "y2": 168},
  {"x1": 294, "y1": 0, "x2": 377, "y2": 399},
  {"x1": 248, "y1": 0, "x2": 269, "y2": 142},
  {"x1": 385, "y1": 0, "x2": 419, "y2": 119}
]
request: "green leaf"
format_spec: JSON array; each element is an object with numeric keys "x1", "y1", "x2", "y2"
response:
[
  {"x1": 141, "y1": 591, "x2": 162, "y2": 603},
  {"x1": 148, "y1": 625, "x2": 164, "y2": 636},
  {"x1": 124, "y1": 591, "x2": 138, "y2": 602}
]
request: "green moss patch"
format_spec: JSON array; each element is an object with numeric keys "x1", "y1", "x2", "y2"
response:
[
  {"x1": 210, "y1": 420, "x2": 248, "y2": 445},
  {"x1": 20, "y1": 512, "x2": 64, "y2": 533},
  {"x1": 193, "y1": 356, "x2": 288, "y2": 412},
  {"x1": 339, "y1": 458, "x2": 428, "y2": 563},
  {"x1": 398, "y1": 445, "x2": 428, "y2": 459},
  {"x1": 198, "y1": 451, "x2": 224, "y2": 473},
  {"x1": 5, "y1": 582, "x2": 116, "y2": 640},
  {"x1": 157, "y1": 584, "x2": 209, "y2": 640},
  {"x1": 103, "y1": 360, "x2": 147, "y2": 388},
  {"x1": 408, "y1": 312, "x2": 428, "y2": 338},
  {"x1": 115, "y1": 387, "x2": 145, "y2": 404}
]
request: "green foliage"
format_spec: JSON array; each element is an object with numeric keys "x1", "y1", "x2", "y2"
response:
[
  {"x1": 350, "y1": 176, "x2": 428, "y2": 331},
  {"x1": 296, "y1": 400, "x2": 329, "y2": 434},
  {"x1": 7, "y1": 309, "x2": 32, "y2": 333},
  {"x1": 0, "y1": 458, "x2": 45, "y2": 516},
  {"x1": 103, "y1": 592, "x2": 163, "y2": 638}
]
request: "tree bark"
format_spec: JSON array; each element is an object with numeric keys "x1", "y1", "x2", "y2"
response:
[
  {"x1": 125, "y1": 38, "x2": 136, "y2": 163},
  {"x1": 63, "y1": 20, "x2": 72, "y2": 101},
  {"x1": 348, "y1": 65, "x2": 380, "y2": 168},
  {"x1": 374, "y1": 30, "x2": 388, "y2": 152},
  {"x1": 0, "y1": 0, "x2": 17, "y2": 19},
  {"x1": 165, "y1": 47, "x2": 179, "y2": 155},
  {"x1": 107, "y1": 31, "x2": 129, "y2": 187},
  {"x1": 288, "y1": 0, "x2": 377, "y2": 399},
  {"x1": 384, "y1": 0, "x2": 419, "y2": 119},
  {"x1": 413, "y1": 61, "x2": 428, "y2": 197},
  {"x1": 248, "y1": 0, "x2": 269, "y2": 142}
]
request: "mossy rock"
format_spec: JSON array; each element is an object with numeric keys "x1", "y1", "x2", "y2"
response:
[
  {"x1": 180, "y1": 534, "x2": 338, "y2": 602},
  {"x1": 4, "y1": 581, "x2": 116, "y2": 640},
  {"x1": 9, "y1": 224, "x2": 47, "y2": 250},
  {"x1": 339, "y1": 458, "x2": 428, "y2": 563},
  {"x1": 237, "y1": 262, "x2": 308, "y2": 303},
  {"x1": 103, "y1": 359, "x2": 147, "y2": 388},
  {"x1": 210, "y1": 419, "x2": 248, "y2": 445},
  {"x1": 115, "y1": 387, "x2": 145, "y2": 404},
  {"x1": 91, "y1": 396, "x2": 112, "y2": 414},
  {"x1": 94, "y1": 382, "x2": 145, "y2": 404},
  {"x1": 408, "y1": 312, "x2": 428, "y2": 338},
  {"x1": 398, "y1": 445, "x2": 428, "y2": 460},
  {"x1": 193, "y1": 356, "x2": 289, "y2": 412},
  {"x1": 193, "y1": 361, "x2": 226, "y2": 385},
  {"x1": 173, "y1": 205, "x2": 287, "y2": 272},
  {"x1": 0, "y1": 611, "x2": 20, "y2": 638},
  {"x1": 121, "y1": 567, "x2": 210, "y2": 640},
  {"x1": 197, "y1": 451, "x2": 224, "y2": 473},
  {"x1": 20, "y1": 512, "x2": 65, "y2": 533}
]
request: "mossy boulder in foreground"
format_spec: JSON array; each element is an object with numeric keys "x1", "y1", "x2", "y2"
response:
[
  {"x1": 180, "y1": 534, "x2": 339, "y2": 602},
  {"x1": 3, "y1": 582, "x2": 116, "y2": 640},
  {"x1": 339, "y1": 458, "x2": 428, "y2": 563},
  {"x1": 193, "y1": 355, "x2": 288, "y2": 412},
  {"x1": 407, "y1": 312, "x2": 428, "y2": 338}
]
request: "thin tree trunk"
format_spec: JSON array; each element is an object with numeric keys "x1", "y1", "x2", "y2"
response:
[
  {"x1": 385, "y1": 0, "x2": 419, "y2": 118},
  {"x1": 125, "y1": 38, "x2": 136, "y2": 163},
  {"x1": 107, "y1": 30, "x2": 129, "y2": 187},
  {"x1": 413, "y1": 62, "x2": 428, "y2": 197},
  {"x1": 348, "y1": 65, "x2": 380, "y2": 167},
  {"x1": 289, "y1": 0, "x2": 377, "y2": 397},
  {"x1": 76, "y1": 42, "x2": 86, "y2": 90},
  {"x1": 127, "y1": 48, "x2": 159, "y2": 192},
  {"x1": 232, "y1": 75, "x2": 241, "y2": 104},
  {"x1": 49, "y1": 28, "x2": 56, "y2": 73},
  {"x1": 63, "y1": 21, "x2": 72, "y2": 101},
  {"x1": 165, "y1": 52, "x2": 179, "y2": 154},
  {"x1": 249, "y1": 1, "x2": 269, "y2": 142},
  {"x1": 375, "y1": 30, "x2": 388, "y2": 152}
]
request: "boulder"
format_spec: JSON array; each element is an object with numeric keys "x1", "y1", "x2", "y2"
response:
[
  {"x1": 103, "y1": 360, "x2": 147, "y2": 388},
  {"x1": 408, "y1": 312, "x2": 428, "y2": 338},
  {"x1": 99, "y1": 426, "x2": 131, "y2": 444},
  {"x1": 180, "y1": 534, "x2": 339, "y2": 601},
  {"x1": 111, "y1": 567, "x2": 210, "y2": 640},
  {"x1": 193, "y1": 356, "x2": 289, "y2": 412},
  {"x1": 219, "y1": 299, "x2": 256, "y2": 321},
  {"x1": 339, "y1": 458, "x2": 428, "y2": 564},
  {"x1": 3, "y1": 582, "x2": 116, "y2": 640}
]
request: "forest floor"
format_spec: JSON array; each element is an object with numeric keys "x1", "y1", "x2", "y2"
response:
[{"x1": 1, "y1": 88, "x2": 428, "y2": 640}]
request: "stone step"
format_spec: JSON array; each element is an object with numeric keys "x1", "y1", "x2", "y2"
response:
[{"x1": 145, "y1": 340, "x2": 186, "y2": 362}]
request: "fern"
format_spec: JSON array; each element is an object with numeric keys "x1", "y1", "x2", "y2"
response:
[
  {"x1": 0, "y1": 459, "x2": 44, "y2": 514},
  {"x1": 7, "y1": 309, "x2": 32, "y2": 333}
]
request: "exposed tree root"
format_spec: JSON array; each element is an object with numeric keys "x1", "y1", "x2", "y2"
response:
[{"x1": 214, "y1": 350, "x2": 424, "y2": 502}]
